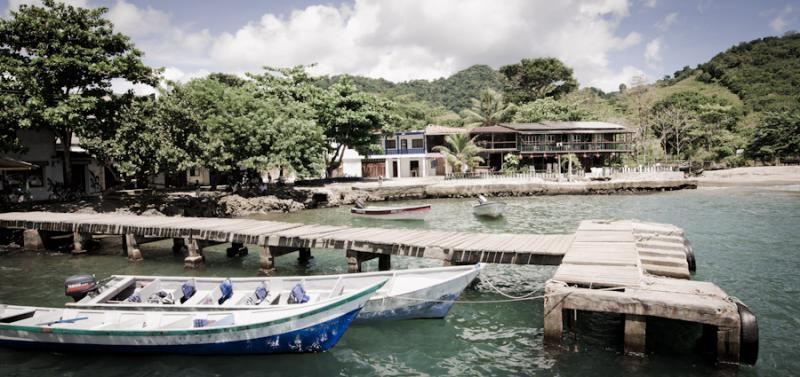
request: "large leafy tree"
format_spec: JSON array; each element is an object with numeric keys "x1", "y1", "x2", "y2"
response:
[
  {"x1": 158, "y1": 75, "x2": 325, "y2": 184},
  {"x1": 0, "y1": 0, "x2": 158, "y2": 187},
  {"x1": 461, "y1": 88, "x2": 516, "y2": 128},
  {"x1": 512, "y1": 98, "x2": 586, "y2": 123},
  {"x1": 746, "y1": 110, "x2": 800, "y2": 163},
  {"x1": 316, "y1": 78, "x2": 399, "y2": 177},
  {"x1": 499, "y1": 58, "x2": 578, "y2": 104},
  {"x1": 432, "y1": 133, "x2": 484, "y2": 173}
]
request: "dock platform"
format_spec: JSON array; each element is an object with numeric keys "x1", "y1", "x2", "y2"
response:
[
  {"x1": 0, "y1": 212, "x2": 756, "y2": 365},
  {"x1": 544, "y1": 220, "x2": 757, "y2": 365}
]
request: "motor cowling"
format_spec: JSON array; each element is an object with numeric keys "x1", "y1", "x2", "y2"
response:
[{"x1": 65, "y1": 274, "x2": 98, "y2": 302}]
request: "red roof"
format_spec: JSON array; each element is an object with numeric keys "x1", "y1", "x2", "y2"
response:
[{"x1": 469, "y1": 125, "x2": 516, "y2": 133}]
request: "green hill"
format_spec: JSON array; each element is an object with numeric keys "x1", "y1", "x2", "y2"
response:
[
  {"x1": 318, "y1": 64, "x2": 503, "y2": 113},
  {"x1": 698, "y1": 33, "x2": 800, "y2": 112}
]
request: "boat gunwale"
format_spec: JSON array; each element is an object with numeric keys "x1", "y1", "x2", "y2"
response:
[{"x1": 0, "y1": 280, "x2": 386, "y2": 337}]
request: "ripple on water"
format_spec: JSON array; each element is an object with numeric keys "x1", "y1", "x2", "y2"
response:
[{"x1": 1, "y1": 186, "x2": 798, "y2": 376}]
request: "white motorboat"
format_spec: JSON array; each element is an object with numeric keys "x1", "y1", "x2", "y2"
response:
[
  {"x1": 473, "y1": 195, "x2": 506, "y2": 218},
  {"x1": 66, "y1": 264, "x2": 484, "y2": 321},
  {"x1": 350, "y1": 198, "x2": 431, "y2": 220},
  {"x1": 0, "y1": 280, "x2": 385, "y2": 354}
]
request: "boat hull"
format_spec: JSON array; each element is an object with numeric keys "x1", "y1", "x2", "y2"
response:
[
  {"x1": 68, "y1": 265, "x2": 484, "y2": 322},
  {"x1": 350, "y1": 204, "x2": 431, "y2": 220},
  {"x1": 0, "y1": 281, "x2": 384, "y2": 355},
  {"x1": 473, "y1": 202, "x2": 506, "y2": 218},
  {"x1": 0, "y1": 309, "x2": 360, "y2": 354}
]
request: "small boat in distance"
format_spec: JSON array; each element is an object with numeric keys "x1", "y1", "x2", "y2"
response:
[
  {"x1": 350, "y1": 198, "x2": 431, "y2": 220},
  {"x1": 473, "y1": 195, "x2": 507, "y2": 218},
  {"x1": 0, "y1": 280, "x2": 385, "y2": 355},
  {"x1": 66, "y1": 264, "x2": 484, "y2": 322}
]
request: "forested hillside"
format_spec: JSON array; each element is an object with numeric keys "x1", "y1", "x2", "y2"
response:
[
  {"x1": 318, "y1": 64, "x2": 504, "y2": 112},
  {"x1": 699, "y1": 32, "x2": 800, "y2": 112}
]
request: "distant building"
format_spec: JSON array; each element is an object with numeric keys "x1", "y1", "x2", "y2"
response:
[
  {"x1": 367, "y1": 121, "x2": 633, "y2": 177},
  {"x1": 1, "y1": 129, "x2": 106, "y2": 200}
]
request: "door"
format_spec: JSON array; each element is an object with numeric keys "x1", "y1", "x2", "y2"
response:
[
  {"x1": 392, "y1": 161, "x2": 398, "y2": 178},
  {"x1": 410, "y1": 160, "x2": 419, "y2": 177}
]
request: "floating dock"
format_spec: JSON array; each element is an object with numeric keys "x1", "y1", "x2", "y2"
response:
[{"x1": 0, "y1": 212, "x2": 757, "y2": 365}]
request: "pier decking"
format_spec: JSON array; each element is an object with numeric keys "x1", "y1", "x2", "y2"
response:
[
  {"x1": 545, "y1": 220, "x2": 757, "y2": 365},
  {"x1": 0, "y1": 212, "x2": 756, "y2": 365},
  {"x1": 0, "y1": 211, "x2": 574, "y2": 272}
]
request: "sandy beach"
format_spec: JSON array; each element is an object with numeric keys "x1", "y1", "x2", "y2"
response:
[{"x1": 696, "y1": 166, "x2": 800, "y2": 186}]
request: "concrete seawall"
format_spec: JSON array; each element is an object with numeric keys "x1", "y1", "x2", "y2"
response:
[{"x1": 314, "y1": 174, "x2": 698, "y2": 205}]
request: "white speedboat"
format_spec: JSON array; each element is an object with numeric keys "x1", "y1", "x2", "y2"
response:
[
  {"x1": 473, "y1": 195, "x2": 506, "y2": 218},
  {"x1": 66, "y1": 264, "x2": 484, "y2": 322},
  {"x1": 350, "y1": 198, "x2": 431, "y2": 220},
  {"x1": 0, "y1": 280, "x2": 385, "y2": 354}
]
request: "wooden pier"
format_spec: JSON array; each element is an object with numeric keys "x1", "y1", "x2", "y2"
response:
[
  {"x1": 0, "y1": 212, "x2": 756, "y2": 365},
  {"x1": 0, "y1": 212, "x2": 574, "y2": 273},
  {"x1": 544, "y1": 220, "x2": 757, "y2": 365}
]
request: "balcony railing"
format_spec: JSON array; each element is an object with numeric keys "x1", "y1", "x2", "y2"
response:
[
  {"x1": 475, "y1": 141, "x2": 517, "y2": 150},
  {"x1": 519, "y1": 142, "x2": 632, "y2": 153},
  {"x1": 385, "y1": 148, "x2": 426, "y2": 155}
]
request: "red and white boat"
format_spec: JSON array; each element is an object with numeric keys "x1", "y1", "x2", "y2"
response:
[{"x1": 350, "y1": 199, "x2": 431, "y2": 220}]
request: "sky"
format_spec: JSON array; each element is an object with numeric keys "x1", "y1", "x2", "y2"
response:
[{"x1": 3, "y1": 0, "x2": 800, "y2": 93}]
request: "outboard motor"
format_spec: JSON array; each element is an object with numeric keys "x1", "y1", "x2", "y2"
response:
[
  {"x1": 354, "y1": 198, "x2": 366, "y2": 209},
  {"x1": 64, "y1": 274, "x2": 98, "y2": 302}
]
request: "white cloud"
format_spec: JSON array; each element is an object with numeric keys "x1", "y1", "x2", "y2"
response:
[
  {"x1": 656, "y1": 12, "x2": 678, "y2": 31},
  {"x1": 204, "y1": 0, "x2": 644, "y2": 92},
  {"x1": 769, "y1": 5, "x2": 797, "y2": 33},
  {"x1": 644, "y1": 38, "x2": 662, "y2": 65},
  {"x1": 106, "y1": 0, "x2": 170, "y2": 38},
  {"x1": 589, "y1": 65, "x2": 648, "y2": 92},
  {"x1": 4, "y1": 0, "x2": 89, "y2": 16},
  {"x1": 642, "y1": 0, "x2": 657, "y2": 8},
  {"x1": 8, "y1": 0, "x2": 648, "y2": 93}
]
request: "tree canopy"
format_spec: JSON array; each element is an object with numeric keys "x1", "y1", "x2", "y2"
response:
[
  {"x1": 0, "y1": 0, "x2": 158, "y2": 186},
  {"x1": 499, "y1": 58, "x2": 578, "y2": 104}
]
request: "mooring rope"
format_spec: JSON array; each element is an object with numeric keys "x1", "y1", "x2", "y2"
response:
[{"x1": 387, "y1": 277, "x2": 629, "y2": 305}]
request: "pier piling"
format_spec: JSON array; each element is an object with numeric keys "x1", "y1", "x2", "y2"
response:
[
  {"x1": 124, "y1": 234, "x2": 142, "y2": 261},
  {"x1": 23, "y1": 229, "x2": 44, "y2": 251}
]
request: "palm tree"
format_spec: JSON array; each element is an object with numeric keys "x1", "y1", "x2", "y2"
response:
[
  {"x1": 461, "y1": 89, "x2": 516, "y2": 128},
  {"x1": 433, "y1": 133, "x2": 485, "y2": 173}
]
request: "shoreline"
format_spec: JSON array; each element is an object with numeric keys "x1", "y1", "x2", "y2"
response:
[{"x1": 2, "y1": 166, "x2": 797, "y2": 217}]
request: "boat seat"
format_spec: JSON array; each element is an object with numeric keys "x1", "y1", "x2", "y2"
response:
[
  {"x1": 182, "y1": 290, "x2": 211, "y2": 306},
  {"x1": 223, "y1": 292, "x2": 248, "y2": 307},
  {"x1": 0, "y1": 309, "x2": 37, "y2": 323},
  {"x1": 12, "y1": 311, "x2": 62, "y2": 326}
]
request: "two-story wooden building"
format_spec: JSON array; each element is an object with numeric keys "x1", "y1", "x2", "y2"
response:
[{"x1": 470, "y1": 121, "x2": 633, "y2": 172}]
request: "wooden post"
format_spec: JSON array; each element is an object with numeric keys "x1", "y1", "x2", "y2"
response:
[
  {"x1": 624, "y1": 314, "x2": 647, "y2": 354},
  {"x1": 297, "y1": 248, "x2": 313, "y2": 264},
  {"x1": 72, "y1": 232, "x2": 91, "y2": 254},
  {"x1": 226, "y1": 242, "x2": 248, "y2": 258},
  {"x1": 23, "y1": 229, "x2": 45, "y2": 251},
  {"x1": 346, "y1": 249, "x2": 361, "y2": 273},
  {"x1": 125, "y1": 234, "x2": 143, "y2": 261},
  {"x1": 716, "y1": 326, "x2": 741, "y2": 364},
  {"x1": 378, "y1": 254, "x2": 391, "y2": 271},
  {"x1": 543, "y1": 285, "x2": 564, "y2": 344},
  {"x1": 183, "y1": 238, "x2": 204, "y2": 268},
  {"x1": 172, "y1": 238, "x2": 187, "y2": 255},
  {"x1": 258, "y1": 246, "x2": 276, "y2": 276}
]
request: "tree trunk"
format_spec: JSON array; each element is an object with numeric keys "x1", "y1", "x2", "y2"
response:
[
  {"x1": 62, "y1": 129, "x2": 73, "y2": 188},
  {"x1": 326, "y1": 145, "x2": 345, "y2": 178}
]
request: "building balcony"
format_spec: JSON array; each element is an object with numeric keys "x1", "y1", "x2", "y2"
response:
[
  {"x1": 475, "y1": 141, "x2": 517, "y2": 150},
  {"x1": 519, "y1": 142, "x2": 633, "y2": 153},
  {"x1": 384, "y1": 148, "x2": 426, "y2": 155}
]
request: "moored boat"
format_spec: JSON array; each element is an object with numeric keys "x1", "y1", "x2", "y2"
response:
[
  {"x1": 473, "y1": 195, "x2": 506, "y2": 218},
  {"x1": 66, "y1": 264, "x2": 484, "y2": 322},
  {"x1": 0, "y1": 280, "x2": 385, "y2": 354},
  {"x1": 350, "y1": 198, "x2": 431, "y2": 220}
]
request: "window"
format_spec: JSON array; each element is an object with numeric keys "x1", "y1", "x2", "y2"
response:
[
  {"x1": 189, "y1": 167, "x2": 197, "y2": 176},
  {"x1": 411, "y1": 138, "x2": 423, "y2": 149},
  {"x1": 401, "y1": 139, "x2": 408, "y2": 149},
  {"x1": 385, "y1": 139, "x2": 397, "y2": 149}
]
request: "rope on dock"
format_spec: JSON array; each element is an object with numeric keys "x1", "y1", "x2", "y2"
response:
[{"x1": 389, "y1": 278, "x2": 628, "y2": 304}]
